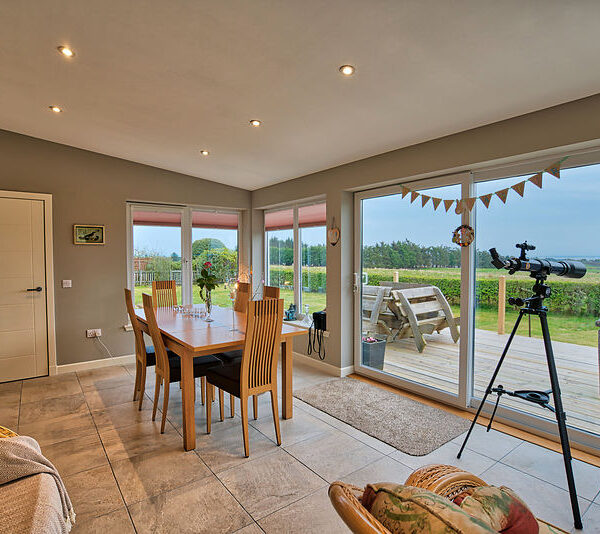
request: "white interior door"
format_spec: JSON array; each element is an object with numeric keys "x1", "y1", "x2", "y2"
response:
[{"x1": 0, "y1": 197, "x2": 48, "y2": 381}]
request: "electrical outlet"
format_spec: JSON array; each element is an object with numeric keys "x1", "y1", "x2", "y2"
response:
[{"x1": 86, "y1": 329, "x2": 102, "y2": 338}]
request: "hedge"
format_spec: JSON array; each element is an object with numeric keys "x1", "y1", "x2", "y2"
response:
[{"x1": 269, "y1": 266, "x2": 600, "y2": 315}]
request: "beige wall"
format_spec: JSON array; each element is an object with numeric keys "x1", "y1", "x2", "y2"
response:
[
  {"x1": 252, "y1": 93, "x2": 600, "y2": 370},
  {"x1": 0, "y1": 129, "x2": 251, "y2": 367}
]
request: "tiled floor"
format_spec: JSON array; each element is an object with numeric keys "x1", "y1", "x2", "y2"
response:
[{"x1": 2, "y1": 361, "x2": 600, "y2": 533}]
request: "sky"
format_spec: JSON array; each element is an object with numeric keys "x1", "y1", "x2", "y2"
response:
[
  {"x1": 133, "y1": 163, "x2": 599, "y2": 259},
  {"x1": 362, "y1": 163, "x2": 600, "y2": 259}
]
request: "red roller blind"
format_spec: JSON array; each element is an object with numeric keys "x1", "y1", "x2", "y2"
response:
[
  {"x1": 132, "y1": 210, "x2": 238, "y2": 229},
  {"x1": 265, "y1": 203, "x2": 326, "y2": 231},
  {"x1": 264, "y1": 208, "x2": 294, "y2": 231}
]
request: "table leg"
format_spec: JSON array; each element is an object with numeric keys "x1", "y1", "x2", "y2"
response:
[
  {"x1": 281, "y1": 340, "x2": 293, "y2": 419},
  {"x1": 180, "y1": 352, "x2": 196, "y2": 451}
]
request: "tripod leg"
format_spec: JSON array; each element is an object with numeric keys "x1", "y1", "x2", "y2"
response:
[
  {"x1": 539, "y1": 312, "x2": 583, "y2": 530},
  {"x1": 458, "y1": 310, "x2": 526, "y2": 458}
]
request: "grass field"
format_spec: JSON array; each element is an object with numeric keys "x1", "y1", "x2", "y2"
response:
[{"x1": 135, "y1": 262, "x2": 599, "y2": 347}]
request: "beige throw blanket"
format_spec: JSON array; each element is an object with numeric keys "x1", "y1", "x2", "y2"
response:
[{"x1": 0, "y1": 436, "x2": 75, "y2": 532}]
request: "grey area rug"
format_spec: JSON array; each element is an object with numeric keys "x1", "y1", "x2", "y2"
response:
[{"x1": 294, "y1": 378, "x2": 470, "y2": 456}]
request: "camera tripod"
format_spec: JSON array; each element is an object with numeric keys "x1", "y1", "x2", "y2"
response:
[{"x1": 457, "y1": 273, "x2": 583, "y2": 530}]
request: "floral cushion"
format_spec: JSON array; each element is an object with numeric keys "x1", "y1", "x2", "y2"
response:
[
  {"x1": 362, "y1": 483, "x2": 496, "y2": 534},
  {"x1": 457, "y1": 485, "x2": 538, "y2": 533}
]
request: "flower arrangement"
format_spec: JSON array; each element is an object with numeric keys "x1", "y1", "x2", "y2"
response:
[
  {"x1": 362, "y1": 336, "x2": 382, "y2": 343},
  {"x1": 196, "y1": 261, "x2": 219, "y2": 301}
]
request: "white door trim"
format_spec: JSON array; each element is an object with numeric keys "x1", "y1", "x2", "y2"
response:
[{"x1": 0, "y1": 190, "x2": 57, "y2": 376}]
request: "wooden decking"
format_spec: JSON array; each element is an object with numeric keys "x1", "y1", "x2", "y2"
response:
[{"x1": 381, "y1": 329, "x2": 600, "y2": 436}]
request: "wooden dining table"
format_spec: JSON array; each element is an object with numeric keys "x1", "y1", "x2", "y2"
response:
[{"x1": 135, "y1": 304, "x2": 306, "y2": 451}]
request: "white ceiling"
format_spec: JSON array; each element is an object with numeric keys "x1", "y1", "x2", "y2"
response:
[{"x1": 1, "y1": 1, "x2": 599, "y2": 190}]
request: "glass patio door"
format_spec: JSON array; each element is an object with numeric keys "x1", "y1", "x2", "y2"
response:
[{"x1": 354, "y1": 175, "x2": 471, "y2": 405}]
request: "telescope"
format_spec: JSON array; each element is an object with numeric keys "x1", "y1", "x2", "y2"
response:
[{"x1": 489, "y1": 241, "x2": 586, "y2": 279}]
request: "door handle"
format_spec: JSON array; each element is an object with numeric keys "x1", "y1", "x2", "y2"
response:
[{"x1": 27, "y1": 287, "x2": 43, "y2": 292}]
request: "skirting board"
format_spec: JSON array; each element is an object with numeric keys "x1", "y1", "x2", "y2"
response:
[
  {"x1": 293, "y1": 352, "x2": 354, "y2": 377},
  {"x1": 56, "y1": 354, "x2": 135, "y2": 374}
]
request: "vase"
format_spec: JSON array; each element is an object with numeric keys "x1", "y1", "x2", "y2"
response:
[{"x1": 205, "y1": 290, "x2": 214, "y2": 322}]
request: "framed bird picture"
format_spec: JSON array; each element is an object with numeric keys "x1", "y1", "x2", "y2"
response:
[{"x1": 73, "y1": 224, "x2": 105, "y2": 245}]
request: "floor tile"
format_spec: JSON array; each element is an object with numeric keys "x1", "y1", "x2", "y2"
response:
[
  {"x1": 330, "y1": 420, "x2": 397, "y2": 455},
  {"x1": 390, "y1": 440, "x2": 496, "y2": 476},
  {"x1": 128, "y1": 477, "x2": 253, "y2": 534},
  {"x1": 19, "y1": 393, "x2": 88, "y2": 425},
  {"x1": 65, "y1": 465, "x2": 124, "y2": 521},
  {"x1": 579, "y1": 502, "x2": 600, "y2": 533},
  {"x1": 259, "y1": 487, "x2": 348, "y2": 534},
  {"x1": 341, "y1": 456, "x2": 413, "y2": 488},
  {"x1": 452, "y1": 424, "x2": 523, "y2": 460},
  {"x1": 284, "y1": 429, "x2": 384, "y2": 483},
  {"x1": 17, "y1": 412, "x2": 97, "y2": 446},
  {"x1": 481, "y1": 462, "x2": 591, "y2": 532},
  {"x1": 77, "y1": 366, "x2": 131, "y2": 390},
  {"x1": 233, "y1": 523, "x2": 264, "y2": 534},
  {"x1": 21, "y1": 372, "x2": 82, "y2": 403},
  {"x1": 0, "y1": 380, "x2": 22, "y2": 404},
  {"x1": 71, "y1": 508, "x2": 135, "y2": 533},
  {"x1": 100, "y1": 420, "x2": 183, "y2": 462},
  {"x1": 195, "y1": 420, "x2": 280, "y2": 473},
  {"x1": 501, "y1": 441, "x2": 600, "y2": 501},
  {"x1": 84, "y1": 383, "x2": 138, "y2": 411},
  {"x1": 218, "y1": 449, "x2": 325, "y2": 519},
  {"x1": 0, "y1": 399, "x2": 20, "y2": 430},
  {"x1": 112, "y1": 448, "x2": 212, "y2": 505},
  {"x1": 42, "y1": 433, "x2": 108, "y2": 477},
  {"x1": 91, "y1": 401, "x2": 155, "y2": 430},
  {"x1": 250, "y1": 408, "x2": 333, "y2": 447}
]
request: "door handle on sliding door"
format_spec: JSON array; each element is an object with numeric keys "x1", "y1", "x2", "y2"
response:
[{"x1": 27, "y1": 287, "x2": 43, "y2": 292}]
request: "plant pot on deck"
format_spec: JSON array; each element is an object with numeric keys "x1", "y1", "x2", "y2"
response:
[{"x1": 362, "y1": 336, "x2": 387, "y2": 370}]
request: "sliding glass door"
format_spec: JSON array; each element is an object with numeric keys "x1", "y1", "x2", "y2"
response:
[{"x1": 128, "y1": 204, "x2": 239, "y2": 307}]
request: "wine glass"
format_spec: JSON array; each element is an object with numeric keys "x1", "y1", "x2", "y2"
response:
[{"x1": 226, "y1": 278, "x2": 238, "y2": 331}]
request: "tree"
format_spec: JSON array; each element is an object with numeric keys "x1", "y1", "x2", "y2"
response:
[
  {"x1": 192, "y1": 238, "x2": 226, "y2": 258},
  {"x1": 193, "y1": 248, "x2": 238, "y2": 282},
  {"x1": 170, "y1": 252, "x2": 181, "y2": 262}
]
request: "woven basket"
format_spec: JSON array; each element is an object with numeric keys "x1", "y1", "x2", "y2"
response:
[
  {"x1": 329, "y1": 482, "x2": 391, "y2": 534},
  {"x1": 0, "y1": 425, "x2": 18, "y2": 438}
]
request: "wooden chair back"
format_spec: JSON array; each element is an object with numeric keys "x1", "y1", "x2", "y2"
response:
[
  {"x1": 124, "y1": 288, "x2": 146, "y2": 361},
  {"x1": 234, "y1": 282, "x2": 250, "y2": 312},
  {"x1": 142, "y1": 293, "x2": 170, "y2": 378},
  {"x1": 152, "y1": 280, "x2": 177, "y2": 308},
  {"x1": 240, "y1": 299, "x2": 284, "y2": 395},
  {"x1": 263, "y1": 285, "x2": 280, "y2": 299}
]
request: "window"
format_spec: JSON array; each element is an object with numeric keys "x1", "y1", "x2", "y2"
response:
[
  {"x1": 129, "y1": 204, "x2": 239, "y2": 307},
  {"x1": 265, "y1": 202, "x2": 326, "y2": 314}
]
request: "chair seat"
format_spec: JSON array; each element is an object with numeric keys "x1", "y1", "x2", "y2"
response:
[
  {"x1": 206, "y1": 361, "x2": 242, "y2": 397},
  {"x1": 168, "y1": 355, "x2": 223, "y2": 384},
  {"x1": 144, "y1": 345, "x2": 178, "y2": 367},
  {"x1": 215, "y1": 350, "x2": 242, "y2": 364}
]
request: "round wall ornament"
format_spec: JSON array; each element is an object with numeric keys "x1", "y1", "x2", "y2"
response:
[
  {"x1": 328, "y1": 217, "x2": 340, "y2": 246},
  {"x1": 452, "y1": 224, "x2": 475, "y2": 247}
]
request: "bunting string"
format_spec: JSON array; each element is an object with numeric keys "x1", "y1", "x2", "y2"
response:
[{"x1": 398, "y1": 157, "x2": 568, "y2": 214}]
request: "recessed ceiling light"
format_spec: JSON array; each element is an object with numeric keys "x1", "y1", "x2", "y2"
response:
[
  {"x1": 339, "y1": 64, "x2": 355, "y2": 76},
  {"x1": 249, "y1": 119, "x2": 262, "y2": 127},
  {"x1": 57, "y1": 46, "x2": 75, "y2": 58},
  {"x1": 49, "y1": 105, "x2": 63, "y2": 113},
  {"x1": 200, "y1": 150, "x2": 209, "y2": 156}
]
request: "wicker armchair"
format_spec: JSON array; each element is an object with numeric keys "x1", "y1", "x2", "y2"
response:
[{"x1": 329, "y1": 464, "x2": 568, "y2": 534}]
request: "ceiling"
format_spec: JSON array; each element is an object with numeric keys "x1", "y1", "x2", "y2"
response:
[{"x1": 1, "y1": 1, "x2": 599, "y2": 191}]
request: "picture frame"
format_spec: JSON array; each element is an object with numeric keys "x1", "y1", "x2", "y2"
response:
[{"x1": 73, "y1": 224, "x2": 105, "y2": 245}]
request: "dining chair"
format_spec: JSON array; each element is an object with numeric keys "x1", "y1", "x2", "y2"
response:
[
  {"x1": 142, "y1": 293, "x2": 223, "y2": 432},
  {"x1": 205, "y1": 298, "x2": 284, "y2": 457},
  {"x1": 152, "y1": 280, "x2": 178, "y2": 308},
  {"x1": 233, "y1": 281, "x2": 250, "y2": 312},
  {"x1": 263, "y1": 285, "x2": 280, "y2": 299}
]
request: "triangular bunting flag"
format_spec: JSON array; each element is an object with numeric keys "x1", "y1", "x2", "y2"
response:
[
  {"x1": 479, "y1": 194, "x2": 492, "y2": 208},
  {"x1": 443, "y1": 199, "x2": 454, "y2": 212},
  {"x1": 410, "y1": 191, "x2": 419, "y2": 203},
  {"x1": 529, "y1": 173, "x2": 543, "y2": 189},
  {"x1": 496, "y1": 188, "x2": 509, "y2": 203},
  {"x1": 511, "y1": 181, "x2": 526, "y2": 197},
  {"x1": 545, "y1": 160, "x2": 561, "y2": 179},
  {"x1": 464, "y1": 197, "x2": 477, "y2": 211},
  {"x1": 421, "y1": 195, "x2": 430, "y2": 207},
  {"x1": 455, "y1": 200, "x2": 464, "y2": 214},
  {"x1": 432, "y1": 197, "x2": 442, "y2": 210},
  {"x1": 401, "y1": 186, "x2": 411, "y2": 198}
]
